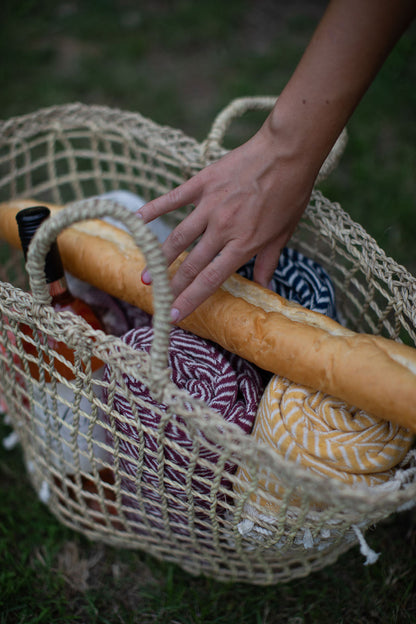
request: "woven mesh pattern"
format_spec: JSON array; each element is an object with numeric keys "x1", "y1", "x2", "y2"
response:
[{"x1": 1, "y1": 101, "x2": 416, "y2": 585}]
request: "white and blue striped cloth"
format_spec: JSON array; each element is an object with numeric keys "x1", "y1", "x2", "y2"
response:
[{"x1": 237, "y1": 248, "x2": 338, "y2": 321}]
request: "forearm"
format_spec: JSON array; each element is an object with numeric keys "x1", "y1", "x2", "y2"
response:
[
  {"x1": 138, "y1": 0, "x2": 415, "y2": 320},
  {"x1": 264, "y1": 0, "x2": 416, "y2": 178}
]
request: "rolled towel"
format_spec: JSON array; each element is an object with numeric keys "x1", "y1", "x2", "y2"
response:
[
  {"x1": 103, "y1": 324, "x2": 264, "y2": 533},
  {"x1": 237, "y1": 247, "x2": 339, "y2": 320},
  {"x1": 235, "y1": 375, "x2": 414, "y2": 517}
]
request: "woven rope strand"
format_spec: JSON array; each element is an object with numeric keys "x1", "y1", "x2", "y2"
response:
[{"x1": 1, "y1": 101, "x2": 416, "y2": 585}]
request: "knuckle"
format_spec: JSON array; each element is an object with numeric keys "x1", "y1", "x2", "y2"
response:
[
  {"x1": 201, "y1": 263, "x2": 223, "y2": 290},
  {"x1": 168, "y1": 226, "x2": 187, "y2": 252},
  {"x1": 234, "y1": 233, "x2": 257, "y2": 256},
  {"x1": 168, "y1": 185, "x2": 184, "y2": 205},
  {"x1": 215, "y1": 211, "x2": 233, "y2": 233},
  {"x1": 180, "y1": 260, "x2": 199, "y2": 281}
]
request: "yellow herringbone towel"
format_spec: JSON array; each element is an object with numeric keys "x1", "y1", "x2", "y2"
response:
[{"x1": 236, "y1": 376, "x2": 414, "y2": 514}]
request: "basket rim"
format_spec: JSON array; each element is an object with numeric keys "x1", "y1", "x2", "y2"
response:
[
  {"x1": 1, "y1": 275, "x2": 415, "y2": 517},
  {"x1": 0, "y1": 101, "x2": 415, "y2": 520}
]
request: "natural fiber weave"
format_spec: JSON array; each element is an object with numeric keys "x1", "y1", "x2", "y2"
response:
[{"x1": 0, "y1": 99, "x2": 415, "y2": 585}]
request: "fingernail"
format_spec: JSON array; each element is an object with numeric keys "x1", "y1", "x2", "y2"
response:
[
  {"x1": 141, "y1": 269, "x2": 152, "y2": 285},
  {"x1": 170, "y1": 308, "x2": 180, "y2": 323}
]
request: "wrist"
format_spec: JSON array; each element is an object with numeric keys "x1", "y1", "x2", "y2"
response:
[
  {"x1": 257, "y1": 104, "x2": 327, "y2": 184},
  {"x1": 261, "y1": 93, "x2": 346, "y2": 182}
]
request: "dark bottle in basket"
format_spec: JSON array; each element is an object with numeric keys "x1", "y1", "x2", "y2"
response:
[
  {"x1": 15, "y1": 206, "x2": 104, "y2": 381},
  {"x1": 14, "y1": 206, "x2": 109, "y2": 473}
]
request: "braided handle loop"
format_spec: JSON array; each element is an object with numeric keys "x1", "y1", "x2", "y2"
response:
[
  {"x1": 203, "y1": 96, "x2": 277, "y2": 155},
  {"x1": 25, "y1": 198, "x2": 173, "y2": 383},
  {"x1": 203, "y1": 96, "x2": 348, "y2": 182}
]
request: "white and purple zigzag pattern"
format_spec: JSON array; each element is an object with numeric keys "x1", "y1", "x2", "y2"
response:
[{"x1": 103, "y1": 325, "x2": 264, "y2": 532}]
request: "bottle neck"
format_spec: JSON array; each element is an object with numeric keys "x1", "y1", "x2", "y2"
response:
[
  {"x1": 47, "y1": 274, "x2": 76, "y2": 308},
  {"x1": 48, "y1": 275, "x2": 69, "y2": 298},
  {"x1": 15, "y1": 206, "x2": 66, "y2": 284}
]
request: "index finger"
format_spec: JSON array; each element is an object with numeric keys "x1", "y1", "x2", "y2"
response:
[{"x1": 137, "y1": 178, "x2": 200, "y2": 223}]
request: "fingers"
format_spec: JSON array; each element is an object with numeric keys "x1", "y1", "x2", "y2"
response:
[
  {"x1": 161, "y1": 208, "x2": 206, "y2": 267},
  {"x1": 252, "y1": 242, "x2": 283, "y2": 289},
  {"x1": 170, "y1": 243, "x2": 250, "y2": 322},
  {"x1": 137, "y1": 178, "x2": 199, "y2": 223},
  {"x1": 137, "y1": 178, "x2": 204, "y2": 285},
  {"x1": 140, "y1": 205, "x2": 207, "y2": 285},
  {"x1": 139, "y1": 202, "x2": 284, "y2": 321},
  {"x1": 134, "y1": 140, "x2": 307, "y2": 320}
]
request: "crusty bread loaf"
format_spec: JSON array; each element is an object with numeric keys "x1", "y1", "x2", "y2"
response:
[{"x1": 1, "y1": 198, "x2": 416, "y2": 432}]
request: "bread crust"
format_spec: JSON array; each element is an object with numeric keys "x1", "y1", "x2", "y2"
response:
[{"x1": 1, "y1": 198, "x2": 416, "y2": 432}]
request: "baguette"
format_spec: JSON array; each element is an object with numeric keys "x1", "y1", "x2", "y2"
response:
[{"x1": 1, "y1": 198, "x2": 416, "y2": 432}]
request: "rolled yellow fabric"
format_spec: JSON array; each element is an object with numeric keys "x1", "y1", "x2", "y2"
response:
[{"x1": 236, "y1": 376, "x2": 414, "y2": 514}]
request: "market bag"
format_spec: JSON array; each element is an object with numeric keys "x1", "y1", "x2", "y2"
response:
[{"x1": 1, "y1": 98, "x2": 415, "y2": 585}]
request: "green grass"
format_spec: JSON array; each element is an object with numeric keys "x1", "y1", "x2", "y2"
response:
[
  {"x1": 1, "y1": 1, "x2": 416, "y2": 622},
  {"x1": 1, "y1": 0, "x2": 414, "y2": 269},
  {"x1": 1, "y1": 415, "x2": 416, "y2": 624}
]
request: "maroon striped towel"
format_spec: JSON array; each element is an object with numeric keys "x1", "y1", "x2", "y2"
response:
[{"x1": 103, "y1": 324, "x2": 264, "y2": 534}]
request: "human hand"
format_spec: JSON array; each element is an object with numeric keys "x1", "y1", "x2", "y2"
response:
[
  {"x1": 137, "y1": 124, "x2": 317, "y2": 322},
  {"x1": 138, "y1": 0, "x2": 416, "y2": 323}
]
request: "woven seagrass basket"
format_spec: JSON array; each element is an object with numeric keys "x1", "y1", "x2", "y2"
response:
[{"x1": 1, "y1": 98, "x2": 415, "y2": 585}]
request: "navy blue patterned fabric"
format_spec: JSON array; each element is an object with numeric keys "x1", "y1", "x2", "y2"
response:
[{"x1": 237, "y1": 248, "x2": 338, "y2": 321}]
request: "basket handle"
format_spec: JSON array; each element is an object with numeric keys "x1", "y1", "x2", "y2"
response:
[
  {"x1": 203, "y1": 96, "x2": 348, "y2": 183},
  {"x1": 25, "y1": 198, "x2": 173, "y2": 389}
]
